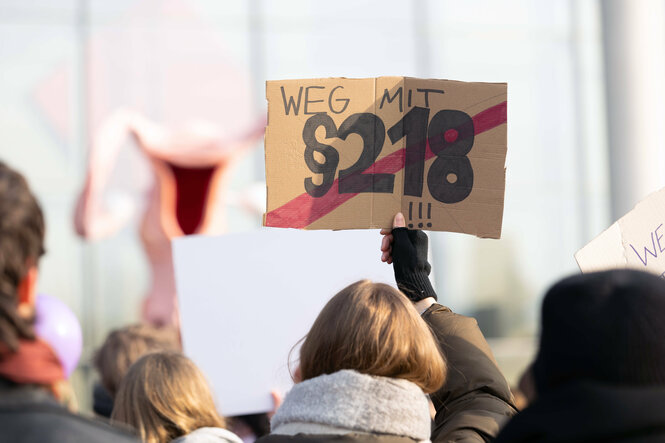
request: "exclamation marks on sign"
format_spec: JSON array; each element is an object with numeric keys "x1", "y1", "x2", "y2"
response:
[{"x1": 408, "y1": 202, "x2": 432, "y2": 229}]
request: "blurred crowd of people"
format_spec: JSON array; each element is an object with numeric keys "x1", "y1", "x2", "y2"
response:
[{"x1": 1, "y1": 160, "x2": 664, "y2": 443}]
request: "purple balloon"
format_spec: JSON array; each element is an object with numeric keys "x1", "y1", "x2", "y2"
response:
[{"x1": 34, "y1": 294, "x2": 83, "y2": 378}]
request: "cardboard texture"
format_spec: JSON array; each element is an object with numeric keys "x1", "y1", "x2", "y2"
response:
[
  {"x1": 575, "y1": 186, "x2": 665, "y2": 278},
  {"x1": 172, "y1": 229, "x2": 398, "y2": 416},
  {"x1": 263, "y1": 77, "x2": 508, "y2": 238}
]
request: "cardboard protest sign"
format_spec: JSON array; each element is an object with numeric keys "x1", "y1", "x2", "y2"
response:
[
  {"x1": 172, "y1": 229, "x2": 397, "y2": 416},
  {"x1": 263, "y1": 77, "x2": 507, "y2": 238},
  {"x1": 575, "y1": 187, "x2": 665, "y2": 277}
]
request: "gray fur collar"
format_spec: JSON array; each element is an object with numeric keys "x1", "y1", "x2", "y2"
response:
[{"x1": 271, "y1": 370, "x2": 431, "y2": 440}]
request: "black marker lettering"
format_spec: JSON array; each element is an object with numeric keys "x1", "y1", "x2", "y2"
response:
[
  {"x1": 303, "y1": 114, "x2": 339, "y2": 197},
  {"x1": 281, "y1": 86, "x2": 303, "y2": 116},
  {"x1": 304, "y1": 86, "x2": 325, "y2": 115},
  {"x1": 427, "y1": 109, "x2": 474, "y2": 203},
  {"x1": 328, "y1": 86, "x2": 350, "y2": 114},
  {"x1": 388, "y1": 107, "x2": 429, "y2": 197},
  {"x1": 338, "y1": 113, "x2": 394, "y2": 194},
  {"x1": 417, "y1": 88, "x2": 445, "y2": 107},
  {"x1": 379, "y1": 87, "x2": 403, "y2": 112}
]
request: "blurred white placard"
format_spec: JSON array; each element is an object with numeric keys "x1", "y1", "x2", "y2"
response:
[
  {"x1": 172, "y1": 228, "x2": 395, "y2": 416},
  {"x1": 575, "y1": 186, "x2": 665, "y2": 277}
]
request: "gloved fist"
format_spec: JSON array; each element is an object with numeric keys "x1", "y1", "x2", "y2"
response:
[{"x1": 381, "y1": 213, "x2": 437, "y2": 302}]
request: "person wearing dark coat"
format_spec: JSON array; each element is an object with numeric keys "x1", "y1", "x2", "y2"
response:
[
  {"x1": 259, "y1": 213, "x2": 517, "y2": 443},
  {"x1": 260, "y1": 277, "x2": 447, "y2": 443},
  {"x1": 495, "y1": 269, "x2": 665, "y2": 442},
  {"x1": 0, "y1": 378, "x2": 137, "y2": 443},
  {"x1": 0, "y1": 162, "x2": 138, "y2": 443},
  {"x1": 386, "y1": 215, "x2": 517, "y2": 442}
]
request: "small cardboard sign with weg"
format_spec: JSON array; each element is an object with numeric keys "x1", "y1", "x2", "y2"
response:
[
  {"x1": 576, "y1": 187, "x2": 665, "y2": 277},
  {"x1": 263, "y1": 77, "x2": 508, "y2": 238}
]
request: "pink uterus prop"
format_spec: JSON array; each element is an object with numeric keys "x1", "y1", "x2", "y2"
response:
[
  {"x1": 27, "y1": 0, "x2": 265, "y2": 327},
  {"x1": 75, "y1": 111, "x2": 264, "y2": 326}
]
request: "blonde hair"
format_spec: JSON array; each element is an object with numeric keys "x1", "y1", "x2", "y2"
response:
[
  {"x1": 299, "y1": 280, "x2": 446, "y2": 394},
  {"x1": 94, "y1": 324, "x2": 180, "y2": 397},
  {"x1": 111, "y1": 352, "x2": 224, "y2": 443}
]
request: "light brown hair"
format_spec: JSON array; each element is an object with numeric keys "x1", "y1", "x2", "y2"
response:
[
  {"x1": 111, "y1": 352, "x2": 224, "y2": 443},
  {"x1": 94, "y1": 324, "x2": 180, "y2": 397},
  {"x1": 299, "y1": 280, "x2": 446, "y2": 394}
]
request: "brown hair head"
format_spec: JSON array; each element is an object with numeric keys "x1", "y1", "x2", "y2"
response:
[
  {"x1": 0, "y1": 162, "x2": 45, "y2": 351},
  {"x1": 111, "y1": 351, "x2": 224, "y2": 443},
  {"x1": 94, "y1": 324, "x2": 181, "y2": 397},
  {"x1": 299, "y1": 280, "x2": 446, "y2": 394}
]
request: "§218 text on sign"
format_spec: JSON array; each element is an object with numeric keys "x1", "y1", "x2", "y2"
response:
[
  {"x1": 300, "y1": 107, "x2": 474, "y2": 204},
  {"x1": 263, "y1": 77, "x2": 507, "y2": 238}
]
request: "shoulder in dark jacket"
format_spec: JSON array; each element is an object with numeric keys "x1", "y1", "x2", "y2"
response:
[
  {"x1": 495, "y1": 381, "x2": 665, "y2": 443},
  {"x1": 421, "y1": 303, "x2": 518, "y2": 442},
  {"x1": 0, "y1": 381, "x2": 138, "y2": 443}
]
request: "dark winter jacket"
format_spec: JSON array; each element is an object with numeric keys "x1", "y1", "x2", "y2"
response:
[
  {"x1": 494, "y1": 381, "x2": 665, "y2": 442},
  {"x1": 0, "y1": 378, "x2": 138, "y2": 443},
  {"x1": 495, "y1": 270, "x2": 665, "y2": 442},
  {"x1": 423, "y1": 304, "x2": 518, "y2": 442}
]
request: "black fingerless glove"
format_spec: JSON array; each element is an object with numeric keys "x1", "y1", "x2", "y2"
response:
[{"x1": 391, "y1": 227, "x2": 437, "y2": 302}]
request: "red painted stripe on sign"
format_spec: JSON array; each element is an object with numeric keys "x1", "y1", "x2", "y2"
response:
[
  {"x1": 265, "y1": 100, "x2": 507, "y2": 228},
  {"x1": 473, "y1": 100, "x2": 507, "y2": 135}
]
